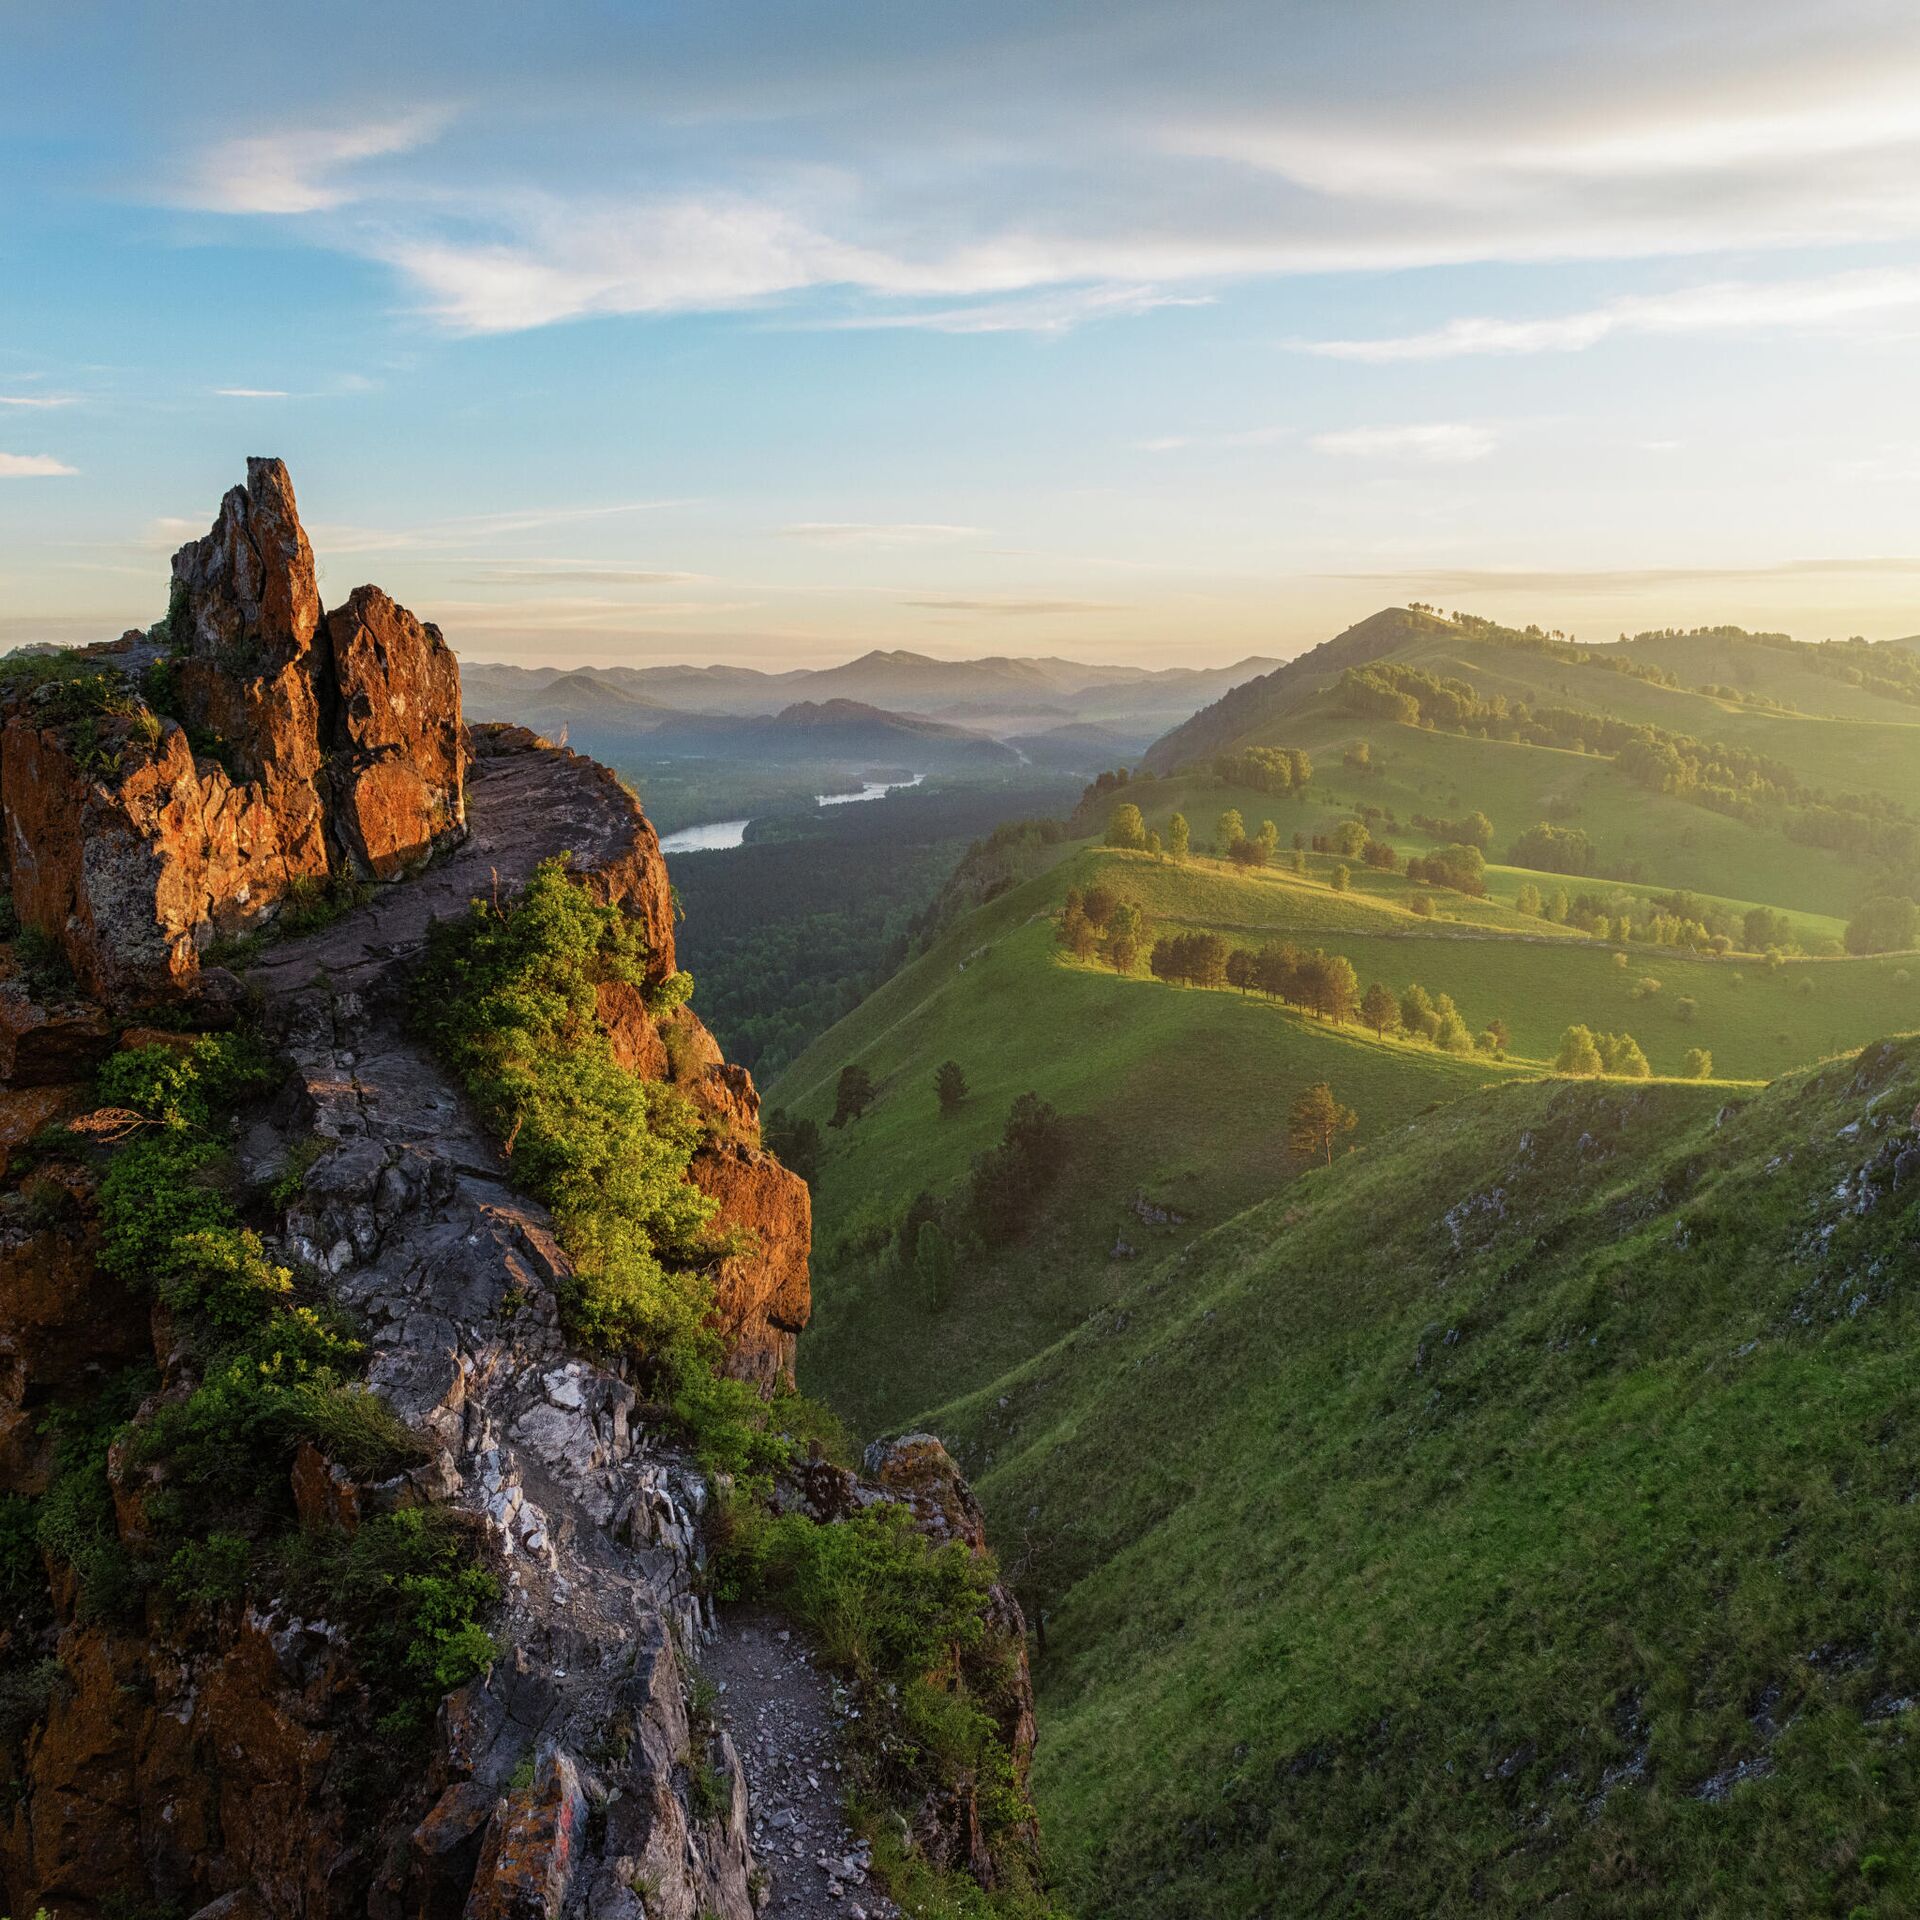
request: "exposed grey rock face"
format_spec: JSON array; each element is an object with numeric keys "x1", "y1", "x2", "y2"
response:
[
  {"x1": 265, "y1": 972, "x2": 755, "y2": 1918},
  {"x1": 244, "y1": 746, "x2": 763, "y2": 1920}
]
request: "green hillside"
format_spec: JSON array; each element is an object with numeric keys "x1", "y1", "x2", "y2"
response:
[
  {"x1": 926, "y1": 1040, "x2": 1920, "y2": 1917},
  {"x1": 774, "y1": 830, "x2": 1919, "y2": 1434},
  {"x1": 768, "y1": 606, "x2": 1920, "y2": 1913},
  {"x1": 1137, "y1": 607, "x2": 1920, "y2": 919},
  {"x1": 771, "y1": 851, "x2": 1520, "y2": 1433}
]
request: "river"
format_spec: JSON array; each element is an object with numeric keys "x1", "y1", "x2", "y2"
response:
[{"x1": 657, "y1": 772, "x2": 924, "y2": 853}]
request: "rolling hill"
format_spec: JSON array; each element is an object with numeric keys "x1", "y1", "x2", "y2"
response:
[{"x1": 765, "y1": 602, "x2": 1920, "y2": 1912}]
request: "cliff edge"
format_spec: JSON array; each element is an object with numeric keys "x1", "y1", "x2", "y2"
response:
[{"x1": 0, "y1": 463, "x2": 1036, "y2": 1920}]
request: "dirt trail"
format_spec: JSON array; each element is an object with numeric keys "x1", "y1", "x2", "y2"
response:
[{"x1": 705, "y1": 1607, "x2": 900, "y2": 1919}]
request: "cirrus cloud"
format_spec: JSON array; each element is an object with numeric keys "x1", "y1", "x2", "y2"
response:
[{"x1": 1309, "y1": 423, "x2": 1496, "y2": 465}]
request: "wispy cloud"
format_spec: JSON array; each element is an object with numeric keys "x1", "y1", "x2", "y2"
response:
[
  {"x1": 1304, "y1": 267, "x2": 1920, "y2": 361},
  {"x1": 307, "y1": 498, "x2": 692, "y2": 555},
  {"x1": 456, "y1": 564, "x2": 703, "y2": 587},
  {"x1": 178, "y1": 111, "x2": 450, "y2": 215},
  {"x1": 902, "y1": 597, "x2": 1120, "y2": 616},
  {"x1": 154, "y1": 16, "x2": 1920, "y2": 337},
  {"x1": 0, "y1": 393, "x2": 78, "y2": 410},
  {"x1": 1328, "y1": 558, "x2": 1920, "y2": 595},
  {"x1": 1136, "y1": 424, "x2": 1292, "y2": 453},
  {"x1": 0, "y1": 453, "x2": 77, "y2": 477},
  {"x1": 214, "y1": 387, "x2": 289, "y2": 398},
  {"x1": 1310, "y1": 423, "x2": 1496, "y2": 465},
  {"x1": 780, "y1": 522, "x2": 982, "y2": 547},
  {"x1": 824, "y1": 286, "x2": 1212, "y2": 337}
]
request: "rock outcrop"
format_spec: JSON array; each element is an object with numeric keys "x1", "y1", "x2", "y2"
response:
[
  {"x1": 0, "y1": 459, "x2": 467, "y2": 1008},
  {"x1": 0, "y1": 461, "x2": 1031, "y2": 1920}
]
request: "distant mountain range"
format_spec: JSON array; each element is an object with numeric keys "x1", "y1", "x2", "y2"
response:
[{"x1": 460, "y1": 647, "x2": 1281, "y2": 765}]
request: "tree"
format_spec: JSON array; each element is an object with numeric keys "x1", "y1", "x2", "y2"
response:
[
  {"x1": 1082, "y1": 884, "x2": 1118, "y2": 928},
  {"x1": 1056, "y1": 897, "x2": 1096, "y2": 959},
  {"x1": 1253, "y1": 939, "x2": 1299, "y2": 1001},
  {"x1": 897, "y1": 1188, "x2": 940, "y2": 1263},
  {"x1": 1361, "y1": 981, "x2": 1399, "y2": 1036},
  {"x1": 1601, "y1": 1032, "x2": 1651, "y2": 1077},
  {"x1": 1257, "y1": 819, "x2": 1280, "y2": 860},
  {"x1": 1515, "y1": 881, "x2": 1543, "y2": 917},
  {"x1": 1320, "y1": 954, "x2": 1361, "y2": 1023},
  {"x1": 1555, "y1": 1025, "x2": 1604, "y2": 1075},
  {"x1": 969, "y1": 1092, "x2": 1068, "y2": 1243},
  {"x1": 1216, "y1": 809, "x2": 1245, "y2": 855},
  {"x1": 1106, "y1": 802, "x2": 1147, "y2": 850},
  {"x1": 1683, "y1": 1047, "x2": 1713, "y2": 1079},
  {"x1": 934, "y1": 1059, "x2": 969, "y2": 1113},
  {"x1": 831, "y1": 1063, "x2": 875, "y2": 1127},
  {"x1": 1145, "y1": 829, "x2": 1163, "y2": 858},
  {"x1": 1225, "y1": 948, "x2": 1255, "y2": 994},
  {"x1": 1288, "y1": 1081, "x2": 1357, "y2": 1167},
  {"x1": 1401, "y1": 982, "x2": 1439, "y2": 1041},
  {"x1": 1484, "y1": 1016, "x2": 1511, "y2": 1053},
  {"x1": 1509, "y1": 822, "x2": 1595, "y2": 876},
  {"x1": 1106, "y1": 901, "x2": 1146, "y2": 972},
  {"x1": 1168, "y1": 812, "x2": 1191, "y2": 861},
  {"x1": 915, "y1": 1219, "x2": 955, "y2": 1312},
  {"x1": 1433, "y1": 1007, "x2": 1474, "y2": 1053},
  {"x1": 1845, "y1": 895, "x2": 1920, "y2": 955},
  {"x1": 1743, "y1": 906, "x2": 1794, "y2": 953},
  {"x1": 1331, "y1": 864, "x2": 1351, "y2": 893}
]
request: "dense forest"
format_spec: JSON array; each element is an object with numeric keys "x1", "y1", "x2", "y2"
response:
[{"x1": 672, "y1": 775, "x2": 1080, "y2": 1075}]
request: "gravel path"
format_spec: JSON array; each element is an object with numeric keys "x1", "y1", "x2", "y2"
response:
[{"x1": 705, "y1": 1607, "x2": 900, "y2": 1919}]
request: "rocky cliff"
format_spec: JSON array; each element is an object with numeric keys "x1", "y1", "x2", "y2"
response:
[
  {"x1": 0, "y1": 465, "x2": 1033, "y2": 1920},
  {"x1": 1, "y1": 459, "x2": 466, "y2": 1009}
]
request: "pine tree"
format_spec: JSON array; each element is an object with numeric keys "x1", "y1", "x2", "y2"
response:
[
  {"x1": 1361, "y1": 982, "x2": 1399, "y2": 1036},
  {"x1": 831, "y1": 1062, "x2": 875, "y2": 1126}
]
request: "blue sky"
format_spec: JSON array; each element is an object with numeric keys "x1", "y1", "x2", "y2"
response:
[{"x1": 5, "y1": 0, "x2": 1920, "y2": 667}]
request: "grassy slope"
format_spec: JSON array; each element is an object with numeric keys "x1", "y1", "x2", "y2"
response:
[
  {"x1": 773, "y1": 855, "x2": 1516, "y2": 1433},
  {"x1": 1138, "y1": 611, "x2": 1920, "y2": 918},
  {"x1": 773, "y1": 836, "x2": 1920, "y2": 1435},
  {"x1": 926, "y1": 1040, "x2": 1920, "y2": 1918},
  {"x1": 767, "y1": 613, "x2": 1920, "y2": 1914}
]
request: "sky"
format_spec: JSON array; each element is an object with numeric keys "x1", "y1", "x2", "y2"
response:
[{"x1": 4, "y1": 0, "x2": 1920, "y2": 669}]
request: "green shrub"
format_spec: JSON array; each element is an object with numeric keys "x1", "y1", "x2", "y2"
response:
[
  {"x1": 34, "y1": 1370, "x2": 154, "y2": 1622},
  {"x1": 413, "y1": 855, "x2": 720, "y2": 1368},
  {"x1": 97, "y1": 1031, "x2": 279, "y2": 1132},
  {"x1": 278, "y1": 1509, "x2": 498, "y2": 1737}
]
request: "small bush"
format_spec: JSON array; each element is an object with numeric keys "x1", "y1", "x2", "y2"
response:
[{"x1": 278, "y1": 1508, "x2": 498, "y2": 1738}]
